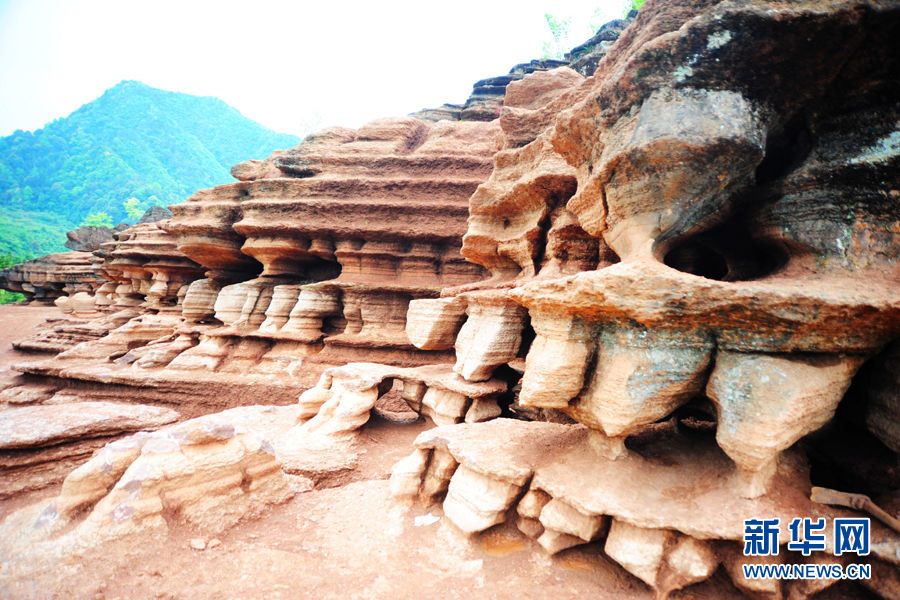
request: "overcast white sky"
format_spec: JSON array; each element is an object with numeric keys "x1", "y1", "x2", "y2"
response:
[{"x1": 0, "y1": 0, "x2": 628, "y2": 138}]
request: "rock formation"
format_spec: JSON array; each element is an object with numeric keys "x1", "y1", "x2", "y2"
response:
[
  {"x1": 142, "y1": 116, "x2": 498, "y2": 383},
  {"x1": 1, "y1": 116, "x2": 500, "y2": 449},
  {"x1": 410, "y1": 15, "x2": 632, "y2": 124},
  {"x1": 137, "y1": 205, "x2": 173, "y2": 224},
  {"x1": 93, "y1": 220, "x2": 205, "y2": 312},
  {"x1": 1, "y1": 1, "x2": 899, "y2": 598},
  {"x1": 414, "y1": 61, "x2": 593, "y2": 123},
  {"x1": 0, "y1": 405, "x2": 297, "y2": 583},
  {"x1": 384, "y1": 1, "x2": 900, "y2": 597},
  {"x1": 564, "y1": 18, "x2": 631, "y2": 77},
  {"x1": 0, "y1": 401, "x2": 179, "y2": 498},
  {"x1": 0, "y1": 252, "x2": 103, "y2": 303},
  {"x1": 64, "y1": 225, "x2": 115, "y2": 252}
]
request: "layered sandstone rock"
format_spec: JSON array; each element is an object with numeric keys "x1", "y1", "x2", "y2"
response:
[
  {"x1": 8, "y1": 117, "x2": 498, "y2": 414},
  {"x1": 409, "y1": 0, "x2": 900, "y2": 495},
  {"x1": 0, "y1": 406, "x2": 297, "y2": 575},
  {"x1": 137, "y1": 205, "x2": 173, "y2": 224},
  {"x1": 56, "y1": 406, "x2": 295, "y2": 537},
  {"x1": 11, "y1": 309, "x2": 138, "y2": 354},
  {"x1": 153, "y1": 117, "x2": 498, "y2": 377},
  {"x1": 409, "y1": 31, "x2": 648, "y2": 126},
  {"x1": 410, "y1": 16, "x2": 630, "y2": 126},
  {"x1": 393, "y1": 420, "x2": 900, "y2": 599},
  {"x1": 391, "y1": 1, "x2": 900, "y2": 598},
  {"x1": 0, "y1": 401, "x2": 179, "y2": 497},
  {"x1": 10, "y1": 226, "x2": 201, "y2": 359},
  {"x1": 277, "y1": 362, "x2": 506, "y2": 479},
  {"x1": 564, "y1": 18, "x2": 631, "y2": 77},
  {"x1": 0, "y1": 252, "x2": 103, "y2": 303},
  {"x1": 5, "y1": 213, "x2": 205, "y2": 356},
  {"x1": 412, "y1": 59, "x2": 569, "y2": 123},
  {"x1": 1, "y1": 3, "x2": 898, "y2": 598},
  {"x1": 93, "y1": 221, "x2": 204, "y2": 312},
  {"x1": 457, "y1": 60, "x2": 571, "y2": 122},
  {"x1": 293, "y1": 362, "x2": 505, "y2": 436}
]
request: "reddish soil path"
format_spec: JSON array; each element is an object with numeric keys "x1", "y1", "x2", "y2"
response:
[{"x1": 0, "y1": 303, "x2": 59, "y2": 368}]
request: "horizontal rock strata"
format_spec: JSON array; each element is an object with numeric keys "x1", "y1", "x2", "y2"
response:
[
  {"x1": 0, "y1": 253, "x2": 103, "y2": 303},
  {"x1": 0, "y1": 3, "x2": 898, "y2": 599},
  {"x1": 384, "y1": 2, "x2": 900, "y2": 599},
  {"x1": 0, "y1": 401, "x2": 179, "y2": 497},
  {"x1": 410, "y1": 0, "x2": 900, "y2": 501},
  {"x1": 0, "y1": 405, "x2": 297, "y2": 572},
  {"x1": 392, "y1": 419, "x2": 900, "y2": 598},
  {"x1": 6, "y1": 117, "x2": 498, "y2": 412}
]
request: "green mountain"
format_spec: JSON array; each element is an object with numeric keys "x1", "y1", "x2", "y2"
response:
[
  {"x1": 0, "y1": 80, "x2": 300, "y2": 256},
  {"x1": 0, "y1": 209, "x2": 72, "y2": 257}
]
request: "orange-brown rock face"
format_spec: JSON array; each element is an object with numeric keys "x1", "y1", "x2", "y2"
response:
[
  {"x1": 11, "y1": 117, "x2": 498, "y2": 416},
  {"x1": 166, "y1": 118, "x2": 495, "y2": 286},
  {"x1": 393, "y1": 1, "x2": 900, "y2": 597},
  {"x1": 0, "y1": 253, "x2": 110, "y2": 355},
  {"x1": 0, "y1": 401, "x2": 180, "y2": 498},
  {"x1": 0, "y1": 252, "x2": 103, "y2": 303},
  {"x1": 506, "y1": 0, "x2": 900, "y2": 500},
  {"x1": 4, "y1": 4, "x2": 900, "y2": 597},
  {"x1": 94, "y1": 221, "x2": 205, "y2": 312},
  {"x1": 7, "y1": 221, "x2": 204, "y2": 357},
  {"x1": 159, "y1": 117, "x2": 497, "y2": 371},
  {"x1": 429, "y1": 0, "x2": 900, "y2": 483}
]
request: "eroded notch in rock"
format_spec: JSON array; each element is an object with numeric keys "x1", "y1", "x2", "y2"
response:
[{"x1": 661, "y1": 217, "x2": 788, "y2": 282}]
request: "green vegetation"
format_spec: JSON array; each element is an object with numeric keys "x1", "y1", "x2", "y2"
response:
[
  {"x1": 124, "y1": 197, "x2": 143, "y2": 222},
  {"x1": 624, "y1": 0, "x2": 646, "y2": 17},
  {"x1": 541, "y1": 3, "x2": 641, "y2": 61},
  {"x1": 542, "y1": 13, "x2": 573, "y2": 60},
  {"x1": 122, "y1": 196, "x2": 167, "y2": 224},
  {"x1": 0, "y1": 253, "x2": 32, "y2": 304},
  {"x1": 80, "y1": 211, "x2": 113, "y2": 228},
  {"x1": 0, "y1": 289, "x2": 24, "y2": 304},
  {"x1": 0, "y1": 80, "x2": 300, "y2": 253},
  {"x1": 0, "y1": 209, "x2": 69, "y2": 256}
]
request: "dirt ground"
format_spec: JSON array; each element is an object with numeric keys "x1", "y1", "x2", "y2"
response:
[
  {"x1": 0, "y1": 305, "x2": 875, "y2": 600},
  {"x1": 5, "y1": 431, "x2": 742, "y2": 600},
  {"x1": 0, "y1": 303, "x2": 60, "y2": 368}
]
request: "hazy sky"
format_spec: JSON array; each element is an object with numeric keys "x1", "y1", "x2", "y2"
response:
[{"x1": 0, "y1": 0, "x2": 628, "y2": 138}]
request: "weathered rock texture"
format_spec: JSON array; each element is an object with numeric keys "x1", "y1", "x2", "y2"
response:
[
  {"x1": 404, "y1": 0, "x2": 900, "y2": 491},
  {"x1": 93, "y1": 221, "x2": 205, "y2": 312},
  {"x1": 286, "y1": 362, "x2": 505, "y2": 446},
  {"x1": 412, "y1": 59, "x2": 569, "y2": 123},
  {"x1": 564, "y1": 18, "x2": 631, "y2": 77},
  {"x1": 0, "y1": 401, "x2": 179, "y2": 497},
  {"x1": 394, "y1": 420, "x2": 900, "y2": 599},
  {"x1": 410, "y1": 16, "x2": 631, "y2": 125},
  {"x1": 1, "y1": 2, "x2": 899, "y2": 599},
  {"x1": 64, "y1": 226, "x2": 115, "y2": 252},
  {"x1": 390, "y1": 0, "x2": 900, "y2": 598},
  {"x1": 11, "y1": 309, "x2": 137, "y2": 354},
  {"x1": 7, "y1": 219, "x2": 206, "y2": 356},
  {"x1": 131, "y1": 116, "x2": 498, "y2": 384},
  {"x1": 137, "y1": 205, "x2": 173, "y2": 224},
  {"x1": 3, "y1": 117, "x2": 498, "y2": 419},
  {"x1": 0, "y1": 252, "x2": 103, "y2": 303},
  {"x1": 0, "y1": 406, "x2": 297, "y2": 574}
]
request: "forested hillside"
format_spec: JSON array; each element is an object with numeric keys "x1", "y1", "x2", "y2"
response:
[
  {"x1": 0, "y1": 210, "x2": 70, "y2": 256},
  {"x1": 0, "y1": 80, "x2": 299, "y2": 255}
]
